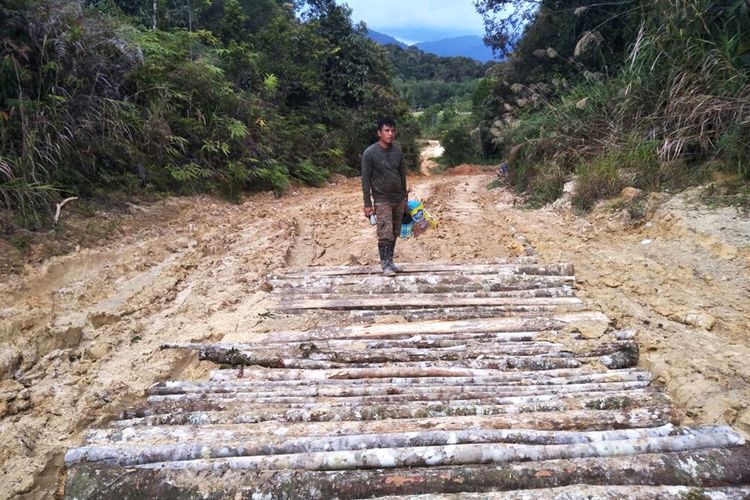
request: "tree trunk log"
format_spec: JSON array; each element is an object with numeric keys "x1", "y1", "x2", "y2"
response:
[
  {"x1": 122, "y1": 390, "x2": 673, "y2": 423},
  {"x1": 106, "y1": 405, "x2": 677, "y2": 442},
  {"x1": 84, "y1": 422, "x2": 682, "y2": 449},
  {"x1": 160, "y1": 369, "x2": 651, "y2": 394},
  {"x1": 71, "y1": 424, "x2": 728, "y2": 467},
  {"x1": 113, "y1": 402, "x2": 677, "y2": 432},
  {"x1": 146, "y1": 380, "x2": 651, "y2": 400},
  {"x1": 259, "y1": 313, "x2": 607, "y2": 343},
  {"x1": 207, "y1": 365, "x2": 619, "y2": 382},
  {"x1": 72, "y1": 428, "x2": 743, "y2": 470},
  {"x1": 270, "y1": 260, "x2": 573, "y2": 279},
  {"x1": 206, "y1": 367, "x2": 651, "y2": 385},
  {"x1": 65, "y1": 446, "x2": 750, "y2": 500},
  {"x1": 371, "y1": 485, "x2": 750, "y2": 500},
  {"x1": 274, "y1": 288, "x2": 574, "y2": 300},
  {"x1": 276, "y1": 296, "x2": 583, "y2": 311},
  {"x1": 268, "y1": 272, "x2": 573, "y2": 290},
  {"x1": 194, "y1": 352, "x2": 590, "y2": 371}
]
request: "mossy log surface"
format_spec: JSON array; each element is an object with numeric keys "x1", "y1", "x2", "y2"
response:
[{"x1": 65, "y1": 446, "x2": 750, "y2": 499}]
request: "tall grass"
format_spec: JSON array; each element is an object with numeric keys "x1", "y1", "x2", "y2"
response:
[{"x1": 493, "y1": 0, "x2": 750, "y2": 208}]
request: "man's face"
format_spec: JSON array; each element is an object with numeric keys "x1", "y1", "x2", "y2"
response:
[{"x1": 378, "y1": 125, "x2": 396, "y2": 145}]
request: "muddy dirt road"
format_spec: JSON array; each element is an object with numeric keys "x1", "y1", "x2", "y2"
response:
[{"x1": 1, "y1": 165, "x2": 749, "y2": 498}]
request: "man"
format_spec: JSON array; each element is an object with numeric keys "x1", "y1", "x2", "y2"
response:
[{"x1": 361, "y1": 117, "x2": 407, "y2": 277}]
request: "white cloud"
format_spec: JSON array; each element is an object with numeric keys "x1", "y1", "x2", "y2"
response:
[{"x1": 339, "y1": 0, "x2": 485, "y2": 36}]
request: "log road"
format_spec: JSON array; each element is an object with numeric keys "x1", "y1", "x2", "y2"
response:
[{"x1": 64, "y1": 259, "x2": 750, "y2": 498}]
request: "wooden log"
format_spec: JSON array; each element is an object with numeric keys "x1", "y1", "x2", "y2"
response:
[
  {"x1": 72, "y1": 424, "x2": 722, "y2": 467},
  {"x1": 146, "y1": 380, "x2": 651, "y2": 399},
  {"x1": 207, "y1": 365, "x2": 610, "y2": 382},
  {"x1": 372, "y1": 485, "x2": 750, "y2": 500},
  {"x1": 169, "y1": 341, "x2": 635, "y2": 368},
  {"x1": 276, "y1": 296, "x2": 583, "y2": 311},
  {"x1": 115, "y1": 403, "x2": 676, "y2": 429},
  {"x1": 274, "y1": 288, "x2": 575, "y2": 300},
  {"x1": 272, "y1": 258, "x2": 540, "y2": 274},
  {"x1": 145, "y1": 381, "x2": 652, "y2": 405},
  {"x1": 270, "y1": 282, "x2": 574, "y2": 297},
  {"x1": 270, "y1": 260, "x2": 564, "y2": 277},
  {"x1": 62, "y1": 446, "x2": 750, "y2": 499},
  {"x1": 307, "y1": 330, "x2": 546, "y2": 343},
  {"x1": 260, "y1": 313, "x2": 608, "y2": 343},
  {"x1": 267, "y1": 272, "x2": 573, "y2": 290},
  {"x1": 207, "y1": 367, "x2": 652, "y2": 385},
  {"x1": 128, "y1": 430, "x2": 745, "y2": 471},
  {"x1": 165, "y1": 338, "x2": 559, "y2": 352},
  {"x1": 160, "y1": 369, "x2": 652, "y2": 394},
  {"x1": 84, "y1": 422, "x2": 682, "y2": 448},
  {"x1": 164, "y1": 342, "x2": 569, "y2": 362},
  {"x1": 271, "y1": 261, "x2": 571, "y2": 278},
  {"x1": 128, "y1": 389, "x2": 670, "y2": 421},
  {"x1": 194, "y1": 352, "x2": 588, "y2": 371},
  {"x1": 192, "y1": 345, "x2": 571, "y2": 365},
  {"x1": 98, "y1": 410, "x2": 678, "y2": 445},
  {"x1": 303, "y1": 307, "x2": 586, "y2": 322}
]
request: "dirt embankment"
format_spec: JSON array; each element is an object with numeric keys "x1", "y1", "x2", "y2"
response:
[{"x1": 1, "y1": 163, "x2": 749, "y2": 498}]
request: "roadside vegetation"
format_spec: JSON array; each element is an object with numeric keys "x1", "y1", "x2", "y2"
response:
[
  {"x1": 0, "y1": 0, "x2": 419, "y2": 229},
  {"x1": 470, "y1": 0, "x2": 749, "y2": 209}
]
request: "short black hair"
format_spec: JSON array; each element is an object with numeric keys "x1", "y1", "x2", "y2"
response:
[{"x1": 377, "y1": 117, "x2": 396, "y2": 130}]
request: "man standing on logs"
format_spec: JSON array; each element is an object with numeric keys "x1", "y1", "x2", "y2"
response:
[{"x1": 361, "y1": 117, "x2": 408, "y2": 277}]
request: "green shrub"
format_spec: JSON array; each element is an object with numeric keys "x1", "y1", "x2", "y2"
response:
[
  {"x1": 526, "y1": 163, "x2": 565, "y2": 207},
  {"x1": 442, "y1": 126, "x2": 479, "y2": 166},
  {"x1": 292, "y1": 160, "x2": 328, "y2": 187},
  {"x1": 572, "y1": 155, "x2": 627, "y2": 211}
]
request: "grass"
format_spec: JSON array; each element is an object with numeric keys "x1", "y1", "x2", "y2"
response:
[{"x1": 699, "y1": 181, "x2": 750, "y2": 214}]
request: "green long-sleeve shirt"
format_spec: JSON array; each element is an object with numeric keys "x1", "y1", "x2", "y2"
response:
[{"x1": 361, "y1": 142, "x2": 407, "y2": 207}]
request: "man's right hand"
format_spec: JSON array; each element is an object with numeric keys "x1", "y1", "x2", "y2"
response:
[{"x1": 364, "y1": 206, "x2": 375, "y2": 217}]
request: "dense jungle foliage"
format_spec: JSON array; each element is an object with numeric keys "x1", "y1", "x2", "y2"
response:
[
  {"x1": 0, "y1": 0, "x2": 420, "y2": 226},
  {"x1": 470, "y1": 0, "x2": 750, "y2": 208},
  {"x1": 386, "y1": 45, "x2": 488, "y2": 110}
]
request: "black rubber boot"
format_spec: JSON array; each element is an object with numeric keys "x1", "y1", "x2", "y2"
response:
[
  {"x1": 379, "y1": 243, "x2": 395, "y2": 277},
  {"x1": 387, "y1": 242, "x2": 401, "y2": 272}
]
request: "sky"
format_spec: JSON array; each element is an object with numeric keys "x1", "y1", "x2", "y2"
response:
[{"x1": 336, "y1": 0, "x2": 486, "y2": 45}]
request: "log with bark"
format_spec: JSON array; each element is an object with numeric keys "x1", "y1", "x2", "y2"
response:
[
  {"x1": 120, "y1": 390, "x2": 674, "y2": 424},
  {"x1": 145, "y1": 380, "x2": 651, "y2": 400},
  {"x1": 157, "y1": 369, "x2": 652, "y2": 394},
  {"x1": 276, "y1": 288, "x2": 575, "y2": 301},
  {"x1": 258, "y1": 313, "x2": 608, "y2": 343},
  {"x1": 269, "y1": 277, "x2": 574, "y2": 296},
  {"x1": 84, "y1": 422, "x2": 682, "y2": 448},
  {"x1": 276, "y1": 295, "x2": 583, "y2": 311},
  {"x1": 372, "y1": 485, "x2": 750, "y2": 500},
  {"x1": 270, "y1": 261, "x2": 571, "y2": 279},
  {"x1": 64, "y1": 446, "x2": 750, "y2": 499},
  {"x1": 206, "y1": 367, "x2": 651, "y2": 385},
  {"x1": 70, "y1": 424, "x2": 733, "y2": 467},
  {"x1": 206, "y1": 365, "x2": 627, "y2": 382}
]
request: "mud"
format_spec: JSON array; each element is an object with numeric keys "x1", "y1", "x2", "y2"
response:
[{"x1": 0, "y1": 160, "x2": 748, "y2": 498}]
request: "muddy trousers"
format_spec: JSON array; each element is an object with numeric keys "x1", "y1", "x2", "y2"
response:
[{"x1": 375, "y1": 201, "x2": 405, "y2": 271}]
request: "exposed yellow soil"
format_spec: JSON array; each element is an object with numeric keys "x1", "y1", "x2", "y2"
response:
[{"x1": 1, "y1": 163, "x2": 748, "y2": 498}]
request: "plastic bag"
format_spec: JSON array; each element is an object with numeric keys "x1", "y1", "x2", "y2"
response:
[{"x1": 400, "y1": 199, "x2": 437, "y2": 239}]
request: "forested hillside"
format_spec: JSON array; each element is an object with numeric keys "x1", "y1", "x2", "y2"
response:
[
  {"x1": 469, "y1": 0, "x2": 749, "y2": 208},
  {"x1": 386, "y1": 45, "x2": 488, "y2": 110},
  {"x1": 0, "y1": 0, "x2": 419, "y2": 228},
  {"x1": 2, "y1": 0, "x2": 748, "y2": 230}
]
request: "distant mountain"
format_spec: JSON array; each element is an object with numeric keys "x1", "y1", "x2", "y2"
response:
[
  {"x1": 367, "y1": 30, "x2": 496, "y2": 63},
  {"x1": 366, "y1": 29, "x2": 407, "y2": 49},
  {"x1": 414, "y1": 36, "x2": 495, "y2": 63}
]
